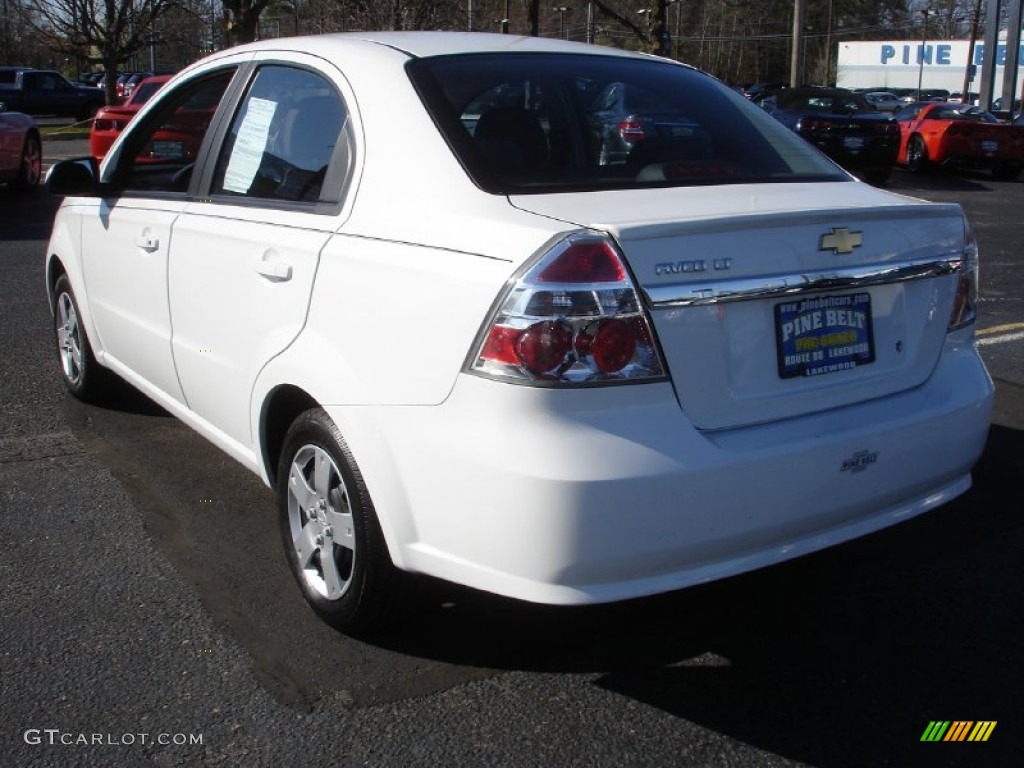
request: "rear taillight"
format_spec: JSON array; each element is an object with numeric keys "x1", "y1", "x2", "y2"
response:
[
  {"x1": 618, "y1": 117, "x2": 646, "y2": 143},
  {"x1": 468, "y1": 232, "x2": 667, "y2": 385},
  {"x1": 948, "y1": 221, "x2": 978, "y2": 331},
  {"x1": 798, "y1": 117, "x2": 822, "y2": 132},
  {"x1": 92, "y1": 118, "x2": 124, "y2": 132}
]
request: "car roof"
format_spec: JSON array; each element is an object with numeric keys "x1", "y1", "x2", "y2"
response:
[{"x1": 202, "y1": 30, "x2": 655, "y2": 62}]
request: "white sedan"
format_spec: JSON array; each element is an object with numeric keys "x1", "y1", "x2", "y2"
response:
[
  {"x1": 0, "y1": 103, "x2": 41, "y2": 190},
  {"x1": 45, "y1": 32, "x2": 994, "y2": 632}
]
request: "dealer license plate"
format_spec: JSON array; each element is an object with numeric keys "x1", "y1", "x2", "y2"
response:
[
  {"x1": 149, "y1": 140, "x2": 186, "y2": 160},
  {"x1": 775, "y1": 292, "x2": 875, "y2": 379}
]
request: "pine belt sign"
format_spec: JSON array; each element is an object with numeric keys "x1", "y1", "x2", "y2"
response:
[{"x1": 836, "y1": 39, "x2": 1024, "y2": 92}]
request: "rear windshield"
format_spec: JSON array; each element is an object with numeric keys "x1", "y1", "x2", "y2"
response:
[
  {"x1": 407, "y1": 53, "x2": 847, "y2": 194},
  {"x1": 931, "y1": 105, "x2": 999, "y2": 123}
]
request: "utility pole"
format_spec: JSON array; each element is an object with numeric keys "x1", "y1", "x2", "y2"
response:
[
  {"x1": 2, "y1": 0, "x2": 9, "y2": 66},
  {"x1": 917, "y1": 6, "x2": 929, "y2": 100},
  {"x1": 962, "y1": 0, "x2": 982, "y2": 103},
  {"x1": 790, "y1": 0, "x2": 805, "y2": 87},
  {"x1": 654, "y1": 0, "x2": 670, "y2": 56},
  {"x1": 824, "y1": 0, "x2": 833, "y2": 85}
]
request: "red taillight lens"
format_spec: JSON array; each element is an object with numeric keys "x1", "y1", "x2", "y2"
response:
[
  {"x1": 618, "y1": 118, "x2": 646, "y2": 143},
  {"x1": 469, "y1": 232, "x2": 666, "y2": 385},
  {"x1": 536, "y1": 240, "x2": 625, "y2": 283},
  {"x1": 516, "y1": 321, "x2": 572, "y2": 375},
  {"x1": 948, "y1": 221, "x2": 978, "y2": 331},
  {"x1": 799, "y1": 118, "x2": 826, "y2": 133},
  {"x1": 585, "y1": 319, "x2": 637, "y2": 373},
  {"x1": 93, "y1": 118, "x2": 123, "y2": 132}
]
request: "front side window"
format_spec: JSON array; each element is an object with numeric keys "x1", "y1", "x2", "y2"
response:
[
  {"x1": 409, "y1": 53, "x2": 847, "y2": 194},
  {"x1": 211, "y1": 65, "x2": 348, "y2": 203},
  {"x1": 107, "y1": 69, "x2": 234, "y2": 193}
]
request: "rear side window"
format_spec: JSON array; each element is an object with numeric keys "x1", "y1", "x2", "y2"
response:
[
  {"x1": 211, "y1": 65, "x2": 349, "y2": 204},
  {"x1": 408, "y1": 53, "x2": 846, "y2": 194}
]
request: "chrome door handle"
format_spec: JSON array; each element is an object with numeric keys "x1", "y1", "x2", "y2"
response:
[{"x1": 255, "y1": 261, "x2": 293, "y2": 281}]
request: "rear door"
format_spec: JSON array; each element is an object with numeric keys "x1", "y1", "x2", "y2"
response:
[{"x1": 167, "y1": 58, "x2": 355, "y2": 447}]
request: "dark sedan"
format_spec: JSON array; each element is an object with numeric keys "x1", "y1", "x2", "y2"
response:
[
  {"x1": 588, "y1": 80, "x2": 709, "y2": 166},
  {"x1": 755, "y1": 87, "x2": 900, "y2": 185}
]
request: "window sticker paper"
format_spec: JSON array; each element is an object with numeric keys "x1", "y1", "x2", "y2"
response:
[{"x1": 223, "y1": 97, "x2": 278, "y2": 194}]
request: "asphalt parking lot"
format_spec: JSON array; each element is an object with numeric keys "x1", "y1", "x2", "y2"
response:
[{"x1": 0, "y1": 137, "x2": 1021, "y2": 767}]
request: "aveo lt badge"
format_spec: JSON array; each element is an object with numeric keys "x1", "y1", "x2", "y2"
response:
[
  {"x1": 654, "y1": 258, "x2": 732, "y2": 276},
  {"x1": 819, "y1": 227, "x2": 864, "y2": 255}
]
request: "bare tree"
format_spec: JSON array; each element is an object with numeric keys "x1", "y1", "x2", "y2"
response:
[
  {"x1": 28, "y1": 0, "x2": 178, "y2": 103},
  {"x1": 222, "y1": 0, "x2": 271, "y2": 45}
]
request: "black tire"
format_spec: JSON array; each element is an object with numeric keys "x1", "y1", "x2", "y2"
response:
[
  {"x1": 992, "y1": 162, "x2": 1021, "y2": 181},
  {"x1": 906, "y1": 135, "x2": 930, "y2": 173},
  {"x1": 277, "y1": 408, "x2": 404, "y2": 634},
  {"x1": 52, "y1": 274, "x2": 111, "y2": 402},
  {"x1": 11, "y1": 131, "x2": 41, "y2": 191}
]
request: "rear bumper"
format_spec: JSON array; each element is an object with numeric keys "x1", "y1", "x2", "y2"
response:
[
  {"x1": 939, "y1": 154, "x2": 1021, "y2": 170},
  {"x1": 338, "y1": 338, "x2": 993, "y2": 605}
]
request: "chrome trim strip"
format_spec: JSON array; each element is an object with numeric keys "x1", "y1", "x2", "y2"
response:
[{"x1": 644, "y1": 257, "x2": 963, "y2": 308}]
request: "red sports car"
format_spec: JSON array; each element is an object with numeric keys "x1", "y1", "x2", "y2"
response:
[
  {"x1": 894, "y1": 100, "x2": 1024, "y2": 179},
  {"x1": 90, "y1": 74, "x2": 171, "y2": 160}
]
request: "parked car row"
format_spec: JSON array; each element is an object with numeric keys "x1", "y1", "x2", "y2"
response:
[
  {"x1": 77, "y1": 70, "x2": 176, "y2": 103},
  {"x1": 754, "y1": 86, "x2": 1024, "y2": 184}
]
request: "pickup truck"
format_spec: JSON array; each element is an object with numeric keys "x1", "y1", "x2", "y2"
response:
[{"x1": 0, "y1": 68, "x2": 105, "y2": 121}]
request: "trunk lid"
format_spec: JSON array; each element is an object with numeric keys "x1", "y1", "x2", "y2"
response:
[{"x1": 508, "y1": 182, "x2": 968, "y2": 430}]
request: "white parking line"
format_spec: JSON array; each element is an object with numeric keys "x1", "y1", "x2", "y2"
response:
[{"x1": 976, "y1": 322, "x2": 1024, "y2": 346}]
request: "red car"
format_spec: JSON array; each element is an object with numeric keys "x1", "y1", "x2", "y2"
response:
[
  {"x1": 894, "y1": 100, "x2": 1024, "y2": 180},
  {"x1": 0, "y1": 104, "x2": 41, "y2": 191},
  {"x1": 90, "y1": 74, "x2": 171, "y2": 160}
]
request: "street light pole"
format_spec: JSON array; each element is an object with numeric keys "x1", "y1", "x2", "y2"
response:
[
  {"x1": 553, "y1": 6, "x2": 570, "y2": 40},
  {"x1": 917, "y1": 7, "x2": 930, "y2": 100}
]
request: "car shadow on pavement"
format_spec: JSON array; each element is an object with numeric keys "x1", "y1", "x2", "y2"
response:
[
  {"x1": 0, "y1": 186, "x2": 61, "y2": 241},
  {"x1": 891, "y1": 167, "x2": 1008, "y2": 193},
  {"x1": 64, "y1": 375, "x2": 1024, "y2": 767},
  {"x1": 369, "y1": 420, "x2": 1023, "y2": 766}
]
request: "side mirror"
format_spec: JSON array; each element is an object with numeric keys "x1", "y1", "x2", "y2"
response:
[{"x1": 47, "y1": 157, "x2": 101, "y2": 196}]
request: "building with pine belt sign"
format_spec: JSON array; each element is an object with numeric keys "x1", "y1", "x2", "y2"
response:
[
  {"x1": 837, "y1": 37, "x2": 1022, "y2": 95},
  {"x1": 836, "y1": 0, "x2": 1024, "y2": 109}
]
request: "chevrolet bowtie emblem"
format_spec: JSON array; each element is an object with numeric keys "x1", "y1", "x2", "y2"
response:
[{"x1": 819, "y1": 227, "x2": 863, "y2": 254}]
